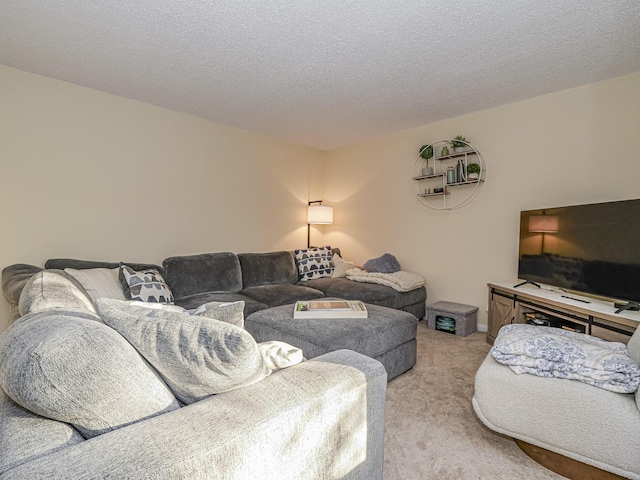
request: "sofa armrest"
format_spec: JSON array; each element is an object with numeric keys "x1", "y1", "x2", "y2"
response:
[{"x1": 1, "y1": 350, "x2": 386, "y2": 480}]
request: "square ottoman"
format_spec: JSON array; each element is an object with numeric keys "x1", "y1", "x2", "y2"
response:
[
  {"x1": 427, "y1": 300, "x2": 478, "y2": 337},
  {"x1": 246, "y1": 301, "x2": 418, "y2": 380}
]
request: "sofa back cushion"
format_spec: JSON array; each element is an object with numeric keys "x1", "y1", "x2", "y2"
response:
[
  {"x1": 45, "y1": 258, "x2": 164, "y2": 275},
  {"x1": 0, "y1": 310, "x2": 180, "y2": 439},
  {"x1": 163, "y1": 252, "x2": 243, "y2": 298},
  {"x1": 238, "y1": 251, "x2": 298, "y2": 288},
  {"x1": 0, "y1": 389, "x2": 85, "y2": 474},
  {"x1": 18, "y1": 270, "x2": 96, "y2": 317}
]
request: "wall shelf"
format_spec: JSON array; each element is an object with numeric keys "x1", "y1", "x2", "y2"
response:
[{"x1": 411, "y1": 139, "x2": 486, "y2": 210}]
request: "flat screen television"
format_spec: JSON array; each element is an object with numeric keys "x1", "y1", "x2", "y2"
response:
[{"x1": 517, "y1": 198, "x2": 640, "y2": 312}]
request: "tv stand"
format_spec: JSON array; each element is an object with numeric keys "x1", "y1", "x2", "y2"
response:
[
  {"x1": 615, "y1": 301, "x2": 640, "y2": 314},
  {"x1": 487, "y1": 282, "x2": 640, "y2": 345},
  {"x1": 513, "y1": 280, "x2": 540, "y2": 289}
]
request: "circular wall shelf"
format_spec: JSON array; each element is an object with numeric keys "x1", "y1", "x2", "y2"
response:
[{"x1": 411, "y1": 139, "x2": 486, "y2": 210}]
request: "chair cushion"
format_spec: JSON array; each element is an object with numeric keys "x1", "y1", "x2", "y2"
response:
[
  {"x1": 0, "y1": 310, "x2": 179, "y2": 438},
  {"x1": 96, "y1": 299, "x2": 270, "y2": 405}
]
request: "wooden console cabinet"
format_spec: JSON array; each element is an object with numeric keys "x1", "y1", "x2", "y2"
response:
[{"x1": 487, "y1": 282, "x2": 640, "y2": 345}]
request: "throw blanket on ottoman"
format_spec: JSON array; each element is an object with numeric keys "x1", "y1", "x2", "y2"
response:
[
  {"x1": 345, "y1": 268, "x2": 424, "y2": 293},
  {"x1": 491, "y1": 324, "x2": 640, "y2": 393}
]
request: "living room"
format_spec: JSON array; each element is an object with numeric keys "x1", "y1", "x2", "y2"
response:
[{"x1": 1, "y1": 3, "x2": 640, "y2": 477}]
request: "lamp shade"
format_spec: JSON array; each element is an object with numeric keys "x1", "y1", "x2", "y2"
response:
[
  {"x1": 307, "y1": 205, "x2": 333, "y2": 224},
  {"x1": 528, "y1": 215, "x2": 559, "y2": 233}
]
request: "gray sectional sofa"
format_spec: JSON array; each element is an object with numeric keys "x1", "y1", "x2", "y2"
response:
[
  {"x1": 161, "y1": 250, "x2": 426, "y2": 319},
  {"x1": 0, "y1": 258, "x2": 389, "y2": 478}
]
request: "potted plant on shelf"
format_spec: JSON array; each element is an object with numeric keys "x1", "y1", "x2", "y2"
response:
[
  {"x1": 450, "y1": 135, "x2": 468, "y2": 152},
  {"x1": 467, "y1": 162, "x2": 481, "y2": 181},
  {"x1": 419, "y1": 144, "x2": 434, "y2": 176}
]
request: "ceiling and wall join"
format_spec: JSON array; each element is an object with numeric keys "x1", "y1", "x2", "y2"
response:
[{"x1": 1, "y1": 1, "x2": 639, "y2": 150}]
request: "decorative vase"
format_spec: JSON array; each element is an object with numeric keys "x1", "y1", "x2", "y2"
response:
[
  {"x1": 446, "y1": 167, "x2": 456, "y2": 184},
  {"x1": 441, "y1": 146, "x2": 449, "y2": 156}
]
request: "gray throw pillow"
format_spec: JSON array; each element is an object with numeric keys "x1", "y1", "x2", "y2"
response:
[
  {"x1": 193, "y1": 301, "x2": 245, "y2": 328},
  {"x1": 0, "y1": 310, "x2": 180, "y2": 439},
  {"x1": 18, "y1": 270, "x2": 96, "y2": 317},
  {"x1": 95, "y1": 299, "x2": 271, "y2": 405},
  {"x1": 364, "y1": 253, "x2": 401, "y2": 273}
]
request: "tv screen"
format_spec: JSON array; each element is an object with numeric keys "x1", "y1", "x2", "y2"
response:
[{"x1": 517, "y1": 199, "x2": 640, "y2": 305}]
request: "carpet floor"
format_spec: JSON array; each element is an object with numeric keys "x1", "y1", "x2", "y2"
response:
[{"x1": 383, "y1": 321, "x2": 564, "y2": 479}]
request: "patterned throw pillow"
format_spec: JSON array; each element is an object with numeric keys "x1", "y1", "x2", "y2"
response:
[
  {"x1": 295, "y1": 246, "x2": 334, "y2": 281},
  {"x1": 120, "y1": 264, "x2": 174, "y2": 304}
]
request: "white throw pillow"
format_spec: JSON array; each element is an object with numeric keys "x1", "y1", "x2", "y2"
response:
[
  {"x1": 65, "y1": 267, "x2": 127, "y2": 302},
  {"x1": 258, "y1": 341, "x2": 304, "y2": 371},
  {"x1": 331, "y1": 254, "x2": 355, "y2": 278}
]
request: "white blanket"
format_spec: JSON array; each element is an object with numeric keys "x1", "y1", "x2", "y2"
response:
[
  {"x1": 345, "y1": 268, "x2": 424, "y2": 292},
  {"x1": 491, "y1": 324, "x2": 640, "y2": 393}
]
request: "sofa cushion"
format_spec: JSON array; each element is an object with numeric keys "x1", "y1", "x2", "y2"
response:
[
  {"x1": 0, "y1": 389, "x2": 85, "y2": 475},
  {"x1": 96, "y1": 299, "x2": 270, "y2": 405},
  {"x1": 45, "y1": 258, "x2": 164, "y2": 275},
  {"x1": 193, "y1": 301, "x2": 246, "y2": 329},
  {"x1": 163, "y1": 252, "x2": 243, "y2": 298},
  {"x1": 241, "y1": 284, "x2": 324, "y2": 308},
  {"x1": 64, "y1": 267, "x2": 127, "y2": 302},
  {"x1": 295, "y1": 246, "x2": 334, "y2": 281},
  {"x1": 174, "y1": 292, "x2": 268, "y2": 317},
  {"x1": 18, "y1": 270, "x2": 96, "y2": 317},
  {"x1": 0, "y1": 309, "x2": 179, "y2": 439},
  {"x1": 323, "y1": 277, "x2": 426, "y2": 310},
  {"x1": 1, "y1": 264, "x2": 43, "y2": 307},
  {"x1": 120, "y1": 264, "x2": 174, "y2": 304},
  {"x1": 238, "y1": 251, "x2": 299, "y2": 288}
]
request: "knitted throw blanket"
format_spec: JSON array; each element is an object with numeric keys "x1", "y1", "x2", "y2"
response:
[
  {"x1": 491, "y1": 324, "x2": 640, "y2": 393},
  {"x1": 345, "y1": 268, "x2": 425, "y2": 292}
]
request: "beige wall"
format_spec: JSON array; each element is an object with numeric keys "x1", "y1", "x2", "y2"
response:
[
  {"x1": 0, "y1": 65, "x2": 324, "y2": 332},
  {"x1": 2, "y1": 65, "x2": 639, "y2": 333},
  {"x1": 323, "y1": 72, "x2": 640, "y2": 330}
]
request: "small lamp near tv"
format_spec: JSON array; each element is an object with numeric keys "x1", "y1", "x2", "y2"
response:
[
  {"x1": 307, "y1": 201, "x2": 333, "y2": 248},
  {"x1": 528, "y1": 214, "x2": 559, "y2": 254}
]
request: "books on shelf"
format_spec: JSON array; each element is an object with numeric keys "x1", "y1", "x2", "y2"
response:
[{"x1": 294, "y1": 300, "x2": 368, "y2": 319}]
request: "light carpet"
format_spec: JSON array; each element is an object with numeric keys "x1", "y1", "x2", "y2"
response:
[{"x1": 383, "y1": 322, "x2": 564, "y2": 479}]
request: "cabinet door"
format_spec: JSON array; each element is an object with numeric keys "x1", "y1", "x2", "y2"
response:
[{"x1": 487, "y1": 292, "x2": 515, "y2": 344}]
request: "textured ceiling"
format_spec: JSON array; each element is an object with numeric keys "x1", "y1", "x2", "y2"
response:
[{"x1": 1, "y1": 1, "x2": 639, "y2": 150}]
